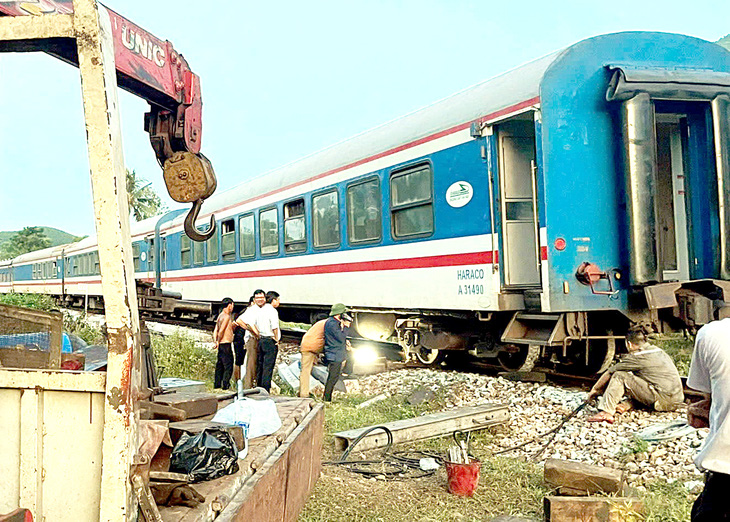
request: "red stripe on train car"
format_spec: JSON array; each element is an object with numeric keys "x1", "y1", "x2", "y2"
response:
[{"x1": 163, "y1": 251, "x2": 496, "y2": 283}]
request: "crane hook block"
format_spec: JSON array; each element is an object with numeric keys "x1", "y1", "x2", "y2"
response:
[
  {"x1": 163, "y1": 151, "x2": 217, "y2": 242},
  {"x1": 163, "y1": 151, "x2": 217, "y2": 203}
]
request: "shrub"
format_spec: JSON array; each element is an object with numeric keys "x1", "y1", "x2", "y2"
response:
[
  {"x1": 63, "y1": 313, "x2": 104, "y2": 345},
  {"x1": 151, "y1": 332, "x2": 216, "y2": 387},
  {"x1": 0, "y1": 292, "x2": 56, "y2": 311}
]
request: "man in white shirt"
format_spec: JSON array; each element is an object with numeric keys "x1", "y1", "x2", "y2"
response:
[
  {"x1": 254, "y1": 290, "x2": 280, "y2": 392},
  {"x1": 687, "y1": 316, "x2": 730, "y2": 521},
  {"x1": 235, "y1": 292, "x2": 262, "y2": 388}
]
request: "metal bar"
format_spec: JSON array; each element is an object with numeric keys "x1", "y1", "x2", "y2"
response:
[
  {"x1": 333, "y1": 403, "x2": 510, "y2": 452},
  {"x1": 712, "y1": 95, "x2": 730, "y2": 280},
  {"x1": 486, "y1": 135, "x2": 499, "y2": 274},
  {"x1": 0, "y1": 368, "x2": 106, "y2": 392},
  {"x1": 0, "y1": 13, "x2": 73, "y2": 40},
  {"x1": 73, "y1": 0, "x2": 141, "y2": 519},
  {"x1": 530, "y1": 159, "x2": 541, "y2": 278}
]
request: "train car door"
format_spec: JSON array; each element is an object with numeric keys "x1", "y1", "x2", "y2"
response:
[
  {"x1": 145, "y1": 235, "x2": 155, "y2": 282},
  {"x1": 655, "y1": 114, "x2": 690, "y2": 282},
  {"x1": 159, "y1": 235, "x2": 167, "y2": 287},
  {"x1": 496, "y1": 117, "x2": 541, "y2": 288}
]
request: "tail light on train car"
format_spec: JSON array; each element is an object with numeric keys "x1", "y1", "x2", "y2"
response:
[{"x1": 554, "y1": 237, "x2": 566, "y2": 251}]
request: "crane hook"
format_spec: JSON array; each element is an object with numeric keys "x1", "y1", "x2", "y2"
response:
[{"x1": 184, "y1": 199, "x2": 216, "y2": 242}]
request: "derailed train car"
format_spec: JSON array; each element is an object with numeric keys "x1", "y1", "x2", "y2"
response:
[{"x1": 4, "y1": 31, "x2": 730, "y2": 374}]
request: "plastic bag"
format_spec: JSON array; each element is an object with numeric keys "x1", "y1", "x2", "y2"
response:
[
  {"x1": 211, "y1": 398, "x2": 282, "y2": 439},
  {"x1": 169, "y1": 428, "x2": 239, "y2": 483}
]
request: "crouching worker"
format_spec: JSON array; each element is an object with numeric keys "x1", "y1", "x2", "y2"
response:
[
  {"x1": 586, "y1": 325, "x2": 684, "y2": 424},
  {"x1": 299, "y1": 313, "x2": 328, "y2": 398},
  {"x1": 322, "y1": 304, "x2": 353, "y2": 402}
]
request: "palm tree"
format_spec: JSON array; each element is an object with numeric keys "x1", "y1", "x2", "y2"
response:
[{"x1": 126, "y1": 169, "x2": 167, "y2": 221}]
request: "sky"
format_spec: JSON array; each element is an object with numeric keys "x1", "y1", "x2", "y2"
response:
[{"x1": 0, "y1": 0, "x2": 729, "y2": 236}]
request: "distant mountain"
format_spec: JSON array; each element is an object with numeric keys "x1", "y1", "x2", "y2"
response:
[
  {"x1": 718, "y1": 35, "x2": 730, "y2": 51},
  {"x1": 0, "y1": 226, "x2": 82, "y2": 252}
]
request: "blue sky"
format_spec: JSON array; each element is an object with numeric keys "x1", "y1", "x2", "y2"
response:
[{"x1": 0, "y1": 0, "x2": 728, "y2": 236}]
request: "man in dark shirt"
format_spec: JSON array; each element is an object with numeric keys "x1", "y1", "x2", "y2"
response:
[{"x1": 322, "y1": 304, "x2": 352, "y2": 402}]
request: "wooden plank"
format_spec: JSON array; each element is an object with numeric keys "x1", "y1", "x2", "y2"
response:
[
  {"x1": 544, "y1": 459, "x2": 625, "y2": 495},
  {"x1": 0, "y1": 348, "x2": 84, "y2": 370},
  {"x1": 154, "y1": 392, "x2": 218, "y2": 419},
  {"x1": 158, "y1": 398, "x2": 314, "y2": 522},
  {"x1": 232, "y1": 448, "x2": 288, "y2": 522},
  {"x1": 215, "y1": 402, "x2": 323, "y2": 522},
  {"x1": 139, "y1": 400, "x2": 187, "y2": 422},
  {"x1": 168, "y1": 419, "x2": 245, "y2": 451},
  {"x1": 544, "y1": 496, "x2": 644, "y2": 522},
  {"x1": 334, "y1": 403, "x2": 509, "y2": 452}
]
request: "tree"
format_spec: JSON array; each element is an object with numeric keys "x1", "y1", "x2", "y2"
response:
[
  {"x1": 126, "y1": 168, "x2": 166, "y2": 221},
  {"x1": 0, "y1": 226, "x2": 52, "y2": 259}
]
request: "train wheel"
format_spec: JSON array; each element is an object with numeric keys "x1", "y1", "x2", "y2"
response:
[
  {"x1": 415, "y1": 347, "x2": 443, "y2": 366},
  {"x1": 584, "y1": 338, "x2": 615, "y2": 376},
  {"x1": 497, "y1": 343, "x2": 539, "y2": 372}
]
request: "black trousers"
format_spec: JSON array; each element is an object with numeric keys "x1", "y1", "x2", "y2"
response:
[
  {"x1": 692, "y1": 472, "x2": 730, "y2": 521},
  {"x1": 214, "y1": 342, "x2": 233, "y2": 390},
  {"x1": 323, "y1": 361, "x2": 344, "y2": 402},
  {"x1": 256, "y1": 337, "x2": 278, "y2": 392}
]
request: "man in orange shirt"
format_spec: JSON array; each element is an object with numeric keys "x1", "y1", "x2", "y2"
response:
[{"x1": 299, "y1": 303, "x2": 348, "y2": 397}]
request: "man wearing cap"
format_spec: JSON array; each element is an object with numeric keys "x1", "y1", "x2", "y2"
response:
[{"x1": 322, "y1": 304, "x2": 353, "y2": 402}]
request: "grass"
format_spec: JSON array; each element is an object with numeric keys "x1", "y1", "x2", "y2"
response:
[
  {"x1": 653, "y1": 334, "x2": 694, "y2": 375},
  {"x1": 643, "y1": 480, "x2": 695, "y2": 522},
  {"x1": 151, "y1": 331, "x2": 216, "y2": 388},
  {"x1": 300, "y1": 394, "x2": 547, "y2": 522},
  {"x1": 296, "y1": 384, "x2": 697, "y2": 522}
]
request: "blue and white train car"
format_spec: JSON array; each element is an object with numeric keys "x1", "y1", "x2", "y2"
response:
[{"x1": 5, "y1": 31, "x2": 730, "y2": 373}]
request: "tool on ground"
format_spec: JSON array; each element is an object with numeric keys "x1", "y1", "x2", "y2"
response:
[
  {"x1": 324, "y1": 426, "x2": 443, "y2": 480},
  {"x1": 447, "y1": 430, "x2": 472, "y2": 464},
  {"x1": 494, "y1": 400, "x2": 589, "y2": 461}
]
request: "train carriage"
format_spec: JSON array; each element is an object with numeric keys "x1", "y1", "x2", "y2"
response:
[{"x1": 5, "y1": 31, "x2": 730, "y2": 374}]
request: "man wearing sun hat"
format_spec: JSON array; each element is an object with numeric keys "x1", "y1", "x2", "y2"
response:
[{"x1": 322, "y1": 303, "x2": 353, "y2": 402}]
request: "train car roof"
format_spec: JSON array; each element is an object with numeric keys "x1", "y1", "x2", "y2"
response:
[
  {"x1": 163, "y1": 31, "x2": 724, "y2": 229},
  {"x1": 166, "y1": 45, "x2": 562, "y2": 228},
  {"x1": 12, "y1": 243, "x2": 68, "y2": 264}
]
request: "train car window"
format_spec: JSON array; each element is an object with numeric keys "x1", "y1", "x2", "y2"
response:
[
  {"x1": 221, "y1": 219, "x2": 236, "y2": 261},
  {"x1": 239, "y1": 214, "x2": 255, "y2": 259},
  {"x1": 284, "y1": 199, "x2": 306, "y2": 254},
  {"x1": 193, "y1": 238, "x2": 204, "y2": 265},
  {"x1": 206, "y1": 232, "x2": 219, "y2": 263},
  {"x1": 180, "y1": 235, "x2": 191, "y2": 267},
  {"x1": 133, "y1": 243, "x2": 141, "y2": 271},
  {"x1": 260, "y1": 208, "x2": 279, "y2": 256},
  {"x1": 390, "y1": 164, "x2": 433, "y2": 238},
  {"x1": 32, "y1": 263, "x2": 37, "y2": 279},
  {"x1": 93, "y1": 252, "x2": 100, "y2": 275},
  {"x1": 347, "y1": 178, "x2": 382, "y2": 244},
  {"x1": 73, "y1": 256, "x2": 79, "y2": 276},
  {"x1": 313, "y1": 190, "x2": 340, "y2": 248}
]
